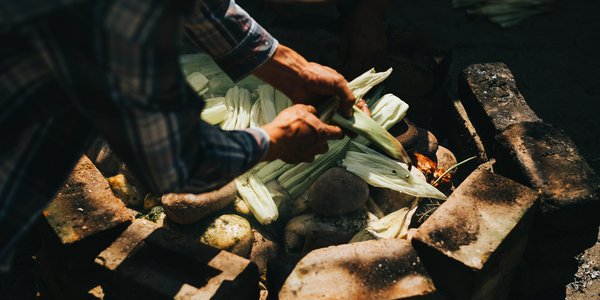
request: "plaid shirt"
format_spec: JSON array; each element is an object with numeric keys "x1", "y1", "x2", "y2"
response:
[{"x1": 0, "y1": 0, "x2": 276, "y2": 264}]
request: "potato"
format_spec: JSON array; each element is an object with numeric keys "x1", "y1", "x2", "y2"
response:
[
  {"x1": 307, "y1": 167, "x2": 369, "y2": 216},
  {"x1": 199, "y1": 214, "x2": 254, "y2": 257},
  {"x1": 107, "y1": 173, "x2": 143, "y2": 207},
  {"x1": 284, "y1": 211, "x2": 368, "y2": 252}
]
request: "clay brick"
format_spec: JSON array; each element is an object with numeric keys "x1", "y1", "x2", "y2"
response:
[
  {"x1": 44, "y1": 155, "x2": 132, "y2": 245},
  {"x1": 443, "y1": 98, "x2": 489, "y2": 182},
  {"x1": 459, "y1": 63, "x2": 542, "y2": 140},
  {"x1": 279, "y1": 239, "x2": 436, "y2": 300},
  {"x1": 95, "y1": 219, "x2": 259, "y2": 300},
  {"x1": 495, "y1": 122, "x2": 600, "y2": 232},
  {"x1": 412, "y1": 163, "x2": 538, "y2": 300}
]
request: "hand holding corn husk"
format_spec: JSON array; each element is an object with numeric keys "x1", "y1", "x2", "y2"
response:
[
  {"x1": 261, "y1": 104, "x2": 343, "y2": 164},
  {"x1": 253, "y1": 45, "x2": 356, "y2": 118}
]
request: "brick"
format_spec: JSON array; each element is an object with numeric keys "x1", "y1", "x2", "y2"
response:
[
  {"x1": 279, "y1": 239, "x2": 436, "y2": 300},
  {"x1": 44, "y1": 155, "x2": 132, "y2": 245},
  {"x1": 412, "y1": 163, "x2": 538, "y2": 300},
  {"x1": 495, "y1": 122, "x2": 600, "y2": 232},
  {"x1": 459, "y1": 62, "x2": 542, "y2": 140},
  {"x1": 95, "y1": 219, "x2": 259, "y2": 300},
  {"x1": 441, "y1": 98, "x2": 489, "y2": 182}
]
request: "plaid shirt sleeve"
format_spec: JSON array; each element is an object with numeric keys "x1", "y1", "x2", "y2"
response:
[{"x1": 182, "y1": 0, "x2": 278, "y2": 81}]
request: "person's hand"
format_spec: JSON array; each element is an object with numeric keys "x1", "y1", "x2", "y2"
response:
[
  {"x1": 261, "y1": 104, "x2": 343, "y2": 163},
  {"x1": 340, "y1": 0, "x2": 389, "y2": 79},
  {"x1": 253, "y1": 45, "x2": 355, "y2": 118}
]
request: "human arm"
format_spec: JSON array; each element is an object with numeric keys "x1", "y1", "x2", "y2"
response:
[
  {"x1": 183, "y1": 0, "x2": 356, "y2": 116},
  {"x1": 84, "y1": 0, "x2": 344, "y2": 194}
]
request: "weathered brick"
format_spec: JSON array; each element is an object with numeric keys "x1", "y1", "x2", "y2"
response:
[
  {"x1": 279, "y1": 239, "x2": 436, "y2": 300},
  {"x1": 459, "y1": 62, "x2": 542, "y2": 140},
  {"x1": 412, "y1": 163, "x2": 538, "y2": 300},
  {"x1": 95, "y1": 219, "x2": 259, "y2": 299},
  {"x1": 44, "y1": 155, "x2": 132, "y2": 245},
  {"x1": 441, "y1": 98, "x2": 489, "y2": 182},
  {"x1": 495, "y1": 122, "x2": 600, "y2": 232}
]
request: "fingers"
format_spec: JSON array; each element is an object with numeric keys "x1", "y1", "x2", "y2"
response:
[
  {"x1": 300, "y1": 106, "x2": 343, "y2": 141},
  {"x1": 300, "y1": 104, "x2": 317, "y2": 115},
  {"x1": 335, "y1": 81, "x2": 355, "y2": 118}
]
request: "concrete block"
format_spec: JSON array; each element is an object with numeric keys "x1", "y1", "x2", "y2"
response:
[
  {"x1": 44, "y1": 155, "x2": 132, "y2": 245},
  {"x1": 95, "y1": 219, "x2": 259, "y2": 300},
  {"x1": 412, "y1": 163, "x2": 538, "y2": 300},
  {"x1": 459, "y1": 62, "x2": 542, "y2": 140},
  {"x1": 279, "y1": 239, "x2": 436, "y2": 300},
  {"x1": 495, "y1": 122, "x2": 600, "y2": 232}
]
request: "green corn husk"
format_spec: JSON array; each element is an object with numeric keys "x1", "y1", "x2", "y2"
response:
[
  {"x1": 278, "y1": 137, "x2": 352, "y2": 199},
  {"x1": 201, "y1": 97, "x2": 228, "y2": 125},
  {"x1": 452, "y1": 0, "x2": 553, "y2": 28},
  {"x1": 180, "y1": 53, "x2": 235, "y2": 97},
  {"x1": 187, "y1": 72, "x2": 210, "y2": 95},
  {"x1": 221, "y1": 86, "x2": 252, "y2": 130},
  {"x1": 257, "y1": 85, "x2": 278, "y2": 124},
  {"x1": 369, "y1": 94, "x2": 409, "y2": 130},
  {"x1": 235, "y1": 173, "x2": 278, "y2": 225},
  {"x1": 249, "y1": 99, "x2": 263, "y2": 128},
  {"x1": 331, "y1": 107, "x2": 411, "y2": 164},
  {"x1": 255, "y1": 159, "x2": 293, "y2": 183},
  {"x1": 274, "y1": 90, "x2": 292, "y2": 114},
  {"x1": 348, "y1": 68, "x2": 393, "y2": 101},
  {"x1": 367, "y1": 207, "x2": 409, "y2": 239},
  {"x1": 343, "y1": 142, "x2": 447, "y2": 200}
]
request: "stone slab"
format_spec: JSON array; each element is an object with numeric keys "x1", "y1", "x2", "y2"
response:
[
  {"x1": 412, "y1": 163, "x2": 538, "y2": 300},
  {"x1": 459, "y1": 62, "x2": 542, "y2": 138},
  {"x1": 44, "y1": 155, "x2": 132, "y2": 245},
  {"x1": 495, "y1": 122, "x2": 600, "y2": 230},
  {"x1": 95, "y1": 219, "x2": 259, "y2": 300},
  {"x1": 279, "y1": 239, "x2": 436, "y2": 300}
]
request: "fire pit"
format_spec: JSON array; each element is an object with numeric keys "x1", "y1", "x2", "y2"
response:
[{"x1": 36, "y1": 61, "x2": 599, "y2": 300}]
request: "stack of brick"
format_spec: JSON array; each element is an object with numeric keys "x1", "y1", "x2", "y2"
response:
[{"x1": 458, "y1": 63, "x2": 600, "y2": 298}]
